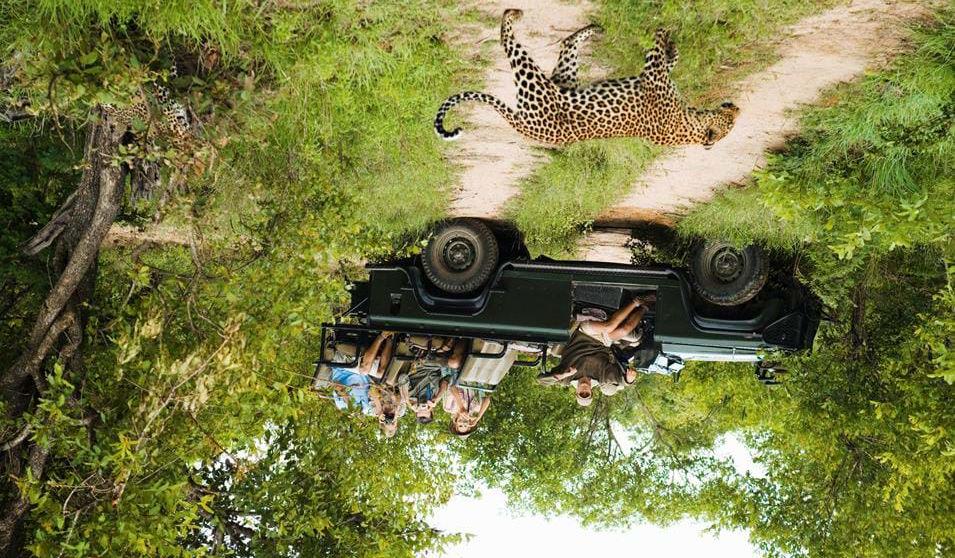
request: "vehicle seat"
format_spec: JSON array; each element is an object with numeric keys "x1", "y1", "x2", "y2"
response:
[
  {"x1": 313, "y1": 342, "x2": 360, "y2": 390},
  {"x1": 456, "y1": 340, "x2": 519, "y2": 392}
]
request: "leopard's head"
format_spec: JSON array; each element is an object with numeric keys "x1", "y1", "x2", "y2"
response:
[{"x1": 700, "y1": 101, "x2": 739, "y2": 148}]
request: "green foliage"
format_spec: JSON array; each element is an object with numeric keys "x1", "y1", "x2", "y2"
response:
[
  {"x1": 461, "y1": 12, "x2": 955, "y2": 557},
  {"x1": 457, "y1": 365, "x2": 750, "y2": 526},
  {"x1": 1, "y1": 1, "x2": 479, "y2": 555},
  {"x1": 676, "y1": 187, "x2": 813, "y2": 252},
  {"x1": 0, "y1": 125, "x2": 83, "y2": 366},
  {"x1": 680, "y1": 12, "x2": 954, "y2": 303},
  {"x1": 181, "y1": 412, "x2": 457, "y2": 557},
  {"x1": 758, "y1": 17, "x2": 954, "y2": 264},
  {"x1": 705, "y1": 255, "x2": 955, "y2": 557},
  {"x1": 3, "y1": 2, "x2": 953, "y2": 557}
]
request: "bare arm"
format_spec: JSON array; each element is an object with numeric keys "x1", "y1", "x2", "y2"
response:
[
  {"x1": 538, "y1": 366, "x2": 577, "y2": 385},
  {"x1": 476, "y1": 395, "x2": 492, "y2": 420},
  {"x1": 609, "y1": 305, "x2": 646, "y2": 342},
  {"x1": 378, "y1": 335, "x2": 395, "y2": 375},
  {"x1": 447, "y1": 339, "x2": 468, "y2": 370},
  {"x1": 556, "y1": 366, "x2": 578, "y2": 381},
  {"x1": 359, "y1": 331, "x2": 393, "y2": 375},
  {"x1": 590, "y1": 299, "x2": 642, "y2": 334},
  {"x1": 450, "y1": 385, "x2": 466, "y2": 409}
]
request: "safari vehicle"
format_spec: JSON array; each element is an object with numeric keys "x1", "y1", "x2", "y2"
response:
[{"x1": 316, "y1": 219, "x2": 819, "y2": 387}]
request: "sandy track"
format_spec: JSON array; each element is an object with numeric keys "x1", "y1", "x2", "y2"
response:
[
  {"x1": 446, "y1": 0, "x2": 598, "y2": 218},
  {"x1": 597, "y1": 0, "x2": 929, "y2": 224},
  {"x1": 104, "y1": 223, "x2": 191, "y2": 248}
]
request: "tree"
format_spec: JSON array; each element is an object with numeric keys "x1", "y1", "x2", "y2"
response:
[{"x1": 0, "y1": 1, "x2": 473, "y2": 555}]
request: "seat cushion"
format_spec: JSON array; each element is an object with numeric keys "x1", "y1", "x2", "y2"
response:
[{"x1": 457, "y1": 340, "x2": 518, "y2": 389}]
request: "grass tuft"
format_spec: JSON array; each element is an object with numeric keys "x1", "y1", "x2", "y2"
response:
[{"x1": 507, "y1": 139, "x2": 657, "y2": 256}]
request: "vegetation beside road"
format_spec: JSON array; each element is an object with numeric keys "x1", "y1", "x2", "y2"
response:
[
  {"x1": 0, "y1": 1, "x2": 478, "y2": 555},
  {"x1": 1, "y1": 1, "x2": 951, "y2": 557}
]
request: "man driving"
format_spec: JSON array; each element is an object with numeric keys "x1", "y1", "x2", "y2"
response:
[{"x1": 537, "y1": 296, "x2": 651, "y2": 405}]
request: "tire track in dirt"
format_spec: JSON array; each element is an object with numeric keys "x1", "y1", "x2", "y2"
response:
[
  {"x1": 580, "y1": 0, "x2": 931, "y2": 262},
  {"x1": 446, "y1": 0, "x2": 600, "y2": 218}
]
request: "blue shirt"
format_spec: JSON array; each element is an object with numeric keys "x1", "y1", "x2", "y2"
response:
[{"x1": 330, "y1": 367, "x2": 374, "y2": 415}]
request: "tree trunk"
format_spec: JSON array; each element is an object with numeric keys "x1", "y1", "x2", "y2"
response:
[{"x1": 0, "y1": 108, "x2": 129, "y2": 554}]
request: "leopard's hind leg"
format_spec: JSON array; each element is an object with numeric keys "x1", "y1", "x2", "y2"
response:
[
  {"x1": 500, "y1": 9, "x2": 560, "y2": 115},
  {"x1": 550, "y1": 24, "x2": 602, "y2": 89},
  {"x1": 641, "y1": 29, "x2": 679, "y2": 85}
]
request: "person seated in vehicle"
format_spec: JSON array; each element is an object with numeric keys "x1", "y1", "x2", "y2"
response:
[
  {"x1": 328, "y1": 331, "x2": 395, "y2": 415},
  {"x1": 443, "y1": 383, "x2": 491, "y2": 439},
  {"x1": 330, "y1": 369, "x2": 374, "y2": 415},
  {"x1": 399, "y1": 338, "x2": 467, "y2": 424},
  {"x1": 370, "y1": 381, "x2": 407, "y2": 438},
  {"x1": 538, "y1": 297, "x2": 652, "y2": 405}
]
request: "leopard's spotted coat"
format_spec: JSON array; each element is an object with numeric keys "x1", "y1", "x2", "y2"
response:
[{"x1": 435, "y1": 9, "x2": 739, "y2": 147}]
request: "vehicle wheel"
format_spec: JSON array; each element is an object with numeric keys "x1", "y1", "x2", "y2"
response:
[
  {"x1": 690, "y1": 241, "x2": 768, "y2": 306},
  {"x1": 422, "y1": 218, "x2": 499, "y2": 294}
]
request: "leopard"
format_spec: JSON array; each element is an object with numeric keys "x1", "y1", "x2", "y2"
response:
[
  {"x1": 434, "y1": 9, "x2": 739, "y2": 148},
  {"x1": 101, "y1": 62, "x2": 211, "y2": 210},
  {"x1": 103, "y1": 62, "x2": 198, "y2": 159}
]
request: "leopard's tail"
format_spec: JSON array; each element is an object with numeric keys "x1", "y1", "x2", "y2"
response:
[{"x1": 434, "y1": 91, "x2": 516, "y2": 141}]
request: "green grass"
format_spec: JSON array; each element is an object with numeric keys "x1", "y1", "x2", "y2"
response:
[
  {"x1": 506, "y1": 139, "x2": 657, "y2": 256},
  {"x1": 506, "y1": 0, "x2": 837, "y2": 256},
  {"x1": 675, "y1": 184, "x2": 814, "y2": 251}
]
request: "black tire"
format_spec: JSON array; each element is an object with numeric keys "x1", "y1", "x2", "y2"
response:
[
  {"x1": 422, "y1": 218, "x2": 499, "y2": 294},
  {"x1": 690, "y1": 241, "x2": 768, "y2": 306}
]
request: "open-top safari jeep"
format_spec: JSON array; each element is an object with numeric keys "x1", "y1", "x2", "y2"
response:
[{"x1": 316, "y1": 219, "x2": 819, "y2": 388}]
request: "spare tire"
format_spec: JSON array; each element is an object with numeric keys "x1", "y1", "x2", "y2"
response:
[
  {"x1": 422, "y1": 219, "x2": 499, "y2": 294},
  {"x1": 690, "y1": 241, "x2": 768, "y2": 306}
]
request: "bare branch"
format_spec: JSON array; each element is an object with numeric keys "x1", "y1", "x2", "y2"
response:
[
  {"x1": 0, "y1": 425, "x2": 32, "y2": 452},
  {"x1": 21, "y1": 190, "x2": 78, "y2": 256}
]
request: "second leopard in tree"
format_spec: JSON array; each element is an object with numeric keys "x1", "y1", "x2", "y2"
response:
[{"x1": 434, "y1": 9, "x2": 739, "y2": 147}]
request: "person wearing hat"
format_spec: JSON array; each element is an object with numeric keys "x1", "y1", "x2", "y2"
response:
[
  {"x1": 329, "y1": 330, "x2": 395, "y2": 415},
  {"x1": 538, "y1": 296, "x2": 651, "y2": 405}
]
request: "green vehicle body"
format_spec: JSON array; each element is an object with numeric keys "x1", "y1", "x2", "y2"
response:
[{"x1": 343, "y1": 257, "x2": 818, "y2": 365}]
